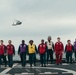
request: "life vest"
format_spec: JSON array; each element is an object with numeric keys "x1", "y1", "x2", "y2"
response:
[
  {"x1": 7, "y1": 45, "x2": 14, "y2": 55},
  {"x1": 0, "y1": 45, "x2": 5, "y2": 55},
  {"x1": 38, "y1": 44, "x2": 46, "y2": 54},
  {"x1": 66, "y1": 44, "x2": 72, "y2": 52},
  {"x1": 55, "y1": 42, "x2": 63, "y2": 51},
  {"x1": 47, "y1": 41, "x2": 53, "y2": 50},
  {"x1": 28, "y1": 44, "x2": 35, "y2": 54},
  {"x1": 20, "y1": 44, "x2": 26, "y2": 53}
]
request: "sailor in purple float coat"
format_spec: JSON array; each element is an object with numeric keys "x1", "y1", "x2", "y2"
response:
[
  {"x1": 73, "y1": 39, "x2": 76, "y2": 61},
  {"x1": 18, "y1": 40, "x2": 27, "y2": 67}
]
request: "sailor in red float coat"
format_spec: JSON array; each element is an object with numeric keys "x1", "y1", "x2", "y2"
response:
[
  {"x1": 0, "y1": 40, "x2": 7, "y2": 67},
  {"x1": 38, "y1": 39, "x2": 47, "y2": 67},
  {"x1": 38, "y1": 43, "x2": 46, "y2": 54},
  {"x1": 7, "y1": 44, "x2": 15, "y2": 55},
  {"x1": 65, "y1": 40, "x2": 74, "y2": 63},
  {"x1": 54, "y1": 37, "x2": 64, "y2": 65},
  {"x1": 0, "y1": 44, "x2": 6, "y2": 55},
  {"x1": 7, "y1": 40, "x2": 15, "y2": 67}
]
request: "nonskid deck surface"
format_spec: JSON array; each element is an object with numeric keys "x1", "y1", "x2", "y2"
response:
[{"x1": 0, "y1": 63, "x2": 76, "y2": 75}]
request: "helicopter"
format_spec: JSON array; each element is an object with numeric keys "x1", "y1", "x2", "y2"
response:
[{"x1": 12, "y1": 20, "x2": 22, "y2": 26}]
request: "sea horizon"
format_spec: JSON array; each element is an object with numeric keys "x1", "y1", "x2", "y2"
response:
[{"x1": 12, "y1": 51, "x2": 75, "y2": 61}]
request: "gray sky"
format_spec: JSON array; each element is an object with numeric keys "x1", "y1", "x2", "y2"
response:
[{"x1": 0, "y1": 0, "x2": 76, "y2": 49}]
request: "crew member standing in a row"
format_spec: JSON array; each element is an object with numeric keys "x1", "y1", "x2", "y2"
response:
[
  {"x1": 54, "y1": 37, "x2": 64, "y2": 65},
  {"x1": 46, "y1": 36, "x2": 54, "y2": 64},
  {"x1": 28, "y1": 40, "x2": 38, "y2": 67},
  {"x1": 38, "y1": 39, "x2": 47, "y2": 67},
  {"x1": 18, "y1": 40, "x2": 28, "y2": 67},
  {"x1": 7, "y1": 40, "x2": 15, "y2": 67},
  {"x1": 0, "y1": 40, "x2": 7, "y2": 67},
  {"x1": 65, "y1": 40, "x2": 74, "y2": 64},
  {"x1": 73, "y1": 39, "x2": 76, "y2": 61}
]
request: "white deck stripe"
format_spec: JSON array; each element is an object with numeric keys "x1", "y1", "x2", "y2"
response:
[
  {"x1": 45, "y1": 72, "x2": 58, "y2": 74},
  {"x1": 47, "y1": 64, "x2": 55, "y2": 66},
  {"x1": 40, "y1": 72, "x2": 58, "y2": 74},
  {"x1": 62, "y1": 63, "x2": 69, "y2": 65},
  {"x1": 36, "y1": 69, "x2": 41, "y2": 72},
  {"x1": 22, "y1": 73, "x2": 34, "y2": 74},
  {"x1": 26, "y1": 69, "x2": 30, "y2": 72},
  {"x1": 62, "y1": 72, "x2": 69, "y2": 74},
  {"x1": 0, "y1": 63, "x2": 18, "y2": 74}
]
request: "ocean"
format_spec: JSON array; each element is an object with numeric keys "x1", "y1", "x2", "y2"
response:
[{"x1": 13, "y1": 51, "x2": 75, "y2": 61}]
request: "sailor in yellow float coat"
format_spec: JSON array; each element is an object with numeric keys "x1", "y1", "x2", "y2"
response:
[
  {"x1": 28, "y1": 43, "x2": 36, "y2": 53},
  {"x1": 28, "y1": 40, "x2": 38, "y2": 67}
]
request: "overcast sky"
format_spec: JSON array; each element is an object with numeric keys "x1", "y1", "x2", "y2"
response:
[{"x1": 0, "y1": 0, "x2": 76, "y2": 49}]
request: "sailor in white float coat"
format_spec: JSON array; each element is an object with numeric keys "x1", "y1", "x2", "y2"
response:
[{"x1": 46, "y1": 36, "x2": 54, "y2": 64}]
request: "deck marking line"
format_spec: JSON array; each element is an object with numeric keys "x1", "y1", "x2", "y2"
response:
[
  {"x1": 40, "y1": 72, "x2": 58, "y2": 74},
  {"x1": 0, "y1": 63, "x2": 18, "y2": 74},
  {"x1": 26, "y1": 69, "x2": 30, "y2": 72},
  {"x1": 36, "y1": 69, "x2": 41, "y2": 72},
  {"x1": 62, "y1": 72, "x2": 70, "y2": 74},
  {"x1": 22, "y1": 73, "x2": 34, "y2": 74}
]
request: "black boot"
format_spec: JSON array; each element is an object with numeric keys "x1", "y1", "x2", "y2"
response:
[
  {"x1": 41, "y1": 64, "x2": 43, "y2": 67},
  {"x1": 44, "y1": 64, "x2": 46, "y2": 67},
  {"x1": 34, "y1": 63, "x2": 36, "y2": 66},
  {"x1": 30, "y1": 64, "x2": 32, "y2": 67}
]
